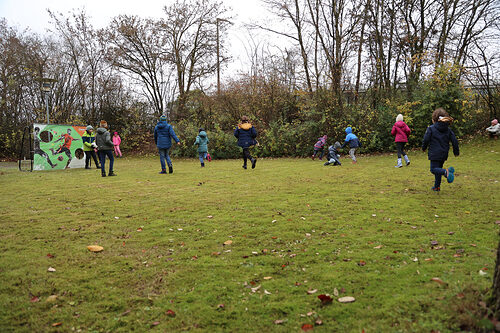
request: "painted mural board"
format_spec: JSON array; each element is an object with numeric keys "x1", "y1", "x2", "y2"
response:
[{"x1": 33, "y1": 123, "x2": 86, "y2": 170}]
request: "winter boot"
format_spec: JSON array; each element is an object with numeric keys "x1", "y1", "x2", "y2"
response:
[
  {"x1": 201, "y1": 162, "x2": 205, "y2": 168},
  {"x1": 251, "y1": 158, "x2": 257, "y2": 169},
  {"x1": 403, "y1": 155, "x2": 410, "y2": 166},
  {"x1": 168, "y1": 165, "x2": 173, "y2": 174},
  {"x1": 242, "y1": 164, "x2": 247, "y2": 169},
  {"x1": 446, "y1": 167, "x2": 455, "y2": 183},
  {"x1": 395, "y1": 158, "x2": 403, "y2": 168},
  {"x1": 159, "y1": 169, "x2": 167, "y2": 174},
  {"x1": 108, "y1": 171, "x2": 116, "y2": 176},
  {"x1": 101, "y1": 172, "x2": 106, "y2": 177}
]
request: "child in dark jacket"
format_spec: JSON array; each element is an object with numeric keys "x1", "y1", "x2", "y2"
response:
[
  {"x1": 312, "y1": 135, "x2": 327, "y2": 160},
  {"x1": 391, "y1": 114, "x2": 411, "y2": 168},
  {"x1": 341, "y1": 127, "x2": 361, "y2": 163},
  {"x1": 324, "y1": 142, "x2": 342, "y2": 166},
  {"x1": 234, "y1": 116, "x2": 258, "y2": 169},
  {"x1": 422, "y1": 108, "x2": 459, "y2": 191}
]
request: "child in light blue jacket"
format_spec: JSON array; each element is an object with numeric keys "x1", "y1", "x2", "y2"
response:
[
  {"x1": 194, "y1": 128, "x2": 209, "y2": 167},
  {"x1": 341, "y1": 127, "x2": 361, "y2": 163}
]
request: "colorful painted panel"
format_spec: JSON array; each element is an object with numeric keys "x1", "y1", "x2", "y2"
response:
[{"x1": 33, "y1": 123, "x2": 86, "y2": 170}]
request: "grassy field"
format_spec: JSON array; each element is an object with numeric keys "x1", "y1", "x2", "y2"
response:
[{"x1": 0, "y1": 139, "x2": 499, "y2": 332}]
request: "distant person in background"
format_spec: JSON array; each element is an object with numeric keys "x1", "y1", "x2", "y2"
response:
[
  {"x1": 82, "y1": 125, "x2": 100, "y2": 169},
  {"x1": 33, "y1": 127, "x2": 57, "y2": 168},
  {"x1": 486, "y1": 119, "x2": 500, "y2": 139},
  {"x1": 422, "y1": 108, "x2": 459, "y2": 192},
  {"x1": 95, "y1": 120, "x2": 116, "y2": 177},
  {"x1": 391, "y1": 114, "x2": 411, "y2": 168},
  {"x1": 154, "y1": 115, "x2": 180, "y2": 174},
  {"x1": 193, "y1": 128, "x2": 209, "y2": 167},
  {"x1": 113, "y1": 131, "x2": 122, "y2": 157},
  {"x1": 234, "y1": 115, "x2": 258, "y2": 169},
  {"x1": 341, "y1": 127, "x2": 361, "y2": 163},
  {"x1": 312, "y1": 135, "x2": 327, "y2": 160}
]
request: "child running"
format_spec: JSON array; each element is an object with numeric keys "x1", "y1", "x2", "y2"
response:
[
  {"x1": 234, "y1": 115, "x2": 258, "y2": 169},
  {"x1": 312, "y1": 135, "x2": 327, "y2": 160},
  {"x1": 422, "y1": 108, "x2": 459, "y2": 192},
  {"x1": 154, "y1": 115, "x2": 180, "y2": 174},
  {"x1": 341, "y1": 127, "x2": 361, "y2": 163},
  {"x1": 194, "y1": 128, "x2": 209, "y2": 167},
  {"x1": 324, "y1": 142, "x2": 342, "y2": 166},
  {"x1": 391, "y1": 114, "x2": 411, "y2": 168}
]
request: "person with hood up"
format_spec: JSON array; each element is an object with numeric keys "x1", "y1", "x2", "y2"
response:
[
  {"x1": 312, "y1": 135, "x2": 327, "y2": 160},
  {"x1": 341, "y1": 127, "x2": 361, "y2": 163},
  {"x1": 324, "y1": 141, "x2": 342, "y2": 166},
  {"x1": 422, "y1": 108, "x2": 459, "y2": 192},
  {"x1": 154, "y1": 115, "x2": 180, "y2": 174},
  {"x1": 82, "y1": 125, "x2": 100, "y2": 169},
  {"x1": 113, "y1": 131, "x2": 122, "y2": 157},
  {"x1": 486, "y1": 119, "x2": 500, "y2": 139},
  {"x1": 95, "y1": 120, "x2": 116, "y2": 177},
  {"x1": 391, "y1": 114, "x2": 411, "y2": 168},
  {"x1": 194, "y1": 128, "x2": 209, "y2": 167},
  {"x1": 234, "y1": 115, "x2": 258, "y2": 169}
]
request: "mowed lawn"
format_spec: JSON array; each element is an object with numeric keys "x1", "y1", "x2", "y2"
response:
[{"x1": 0, "y1": 139, "x2": 499, "y2": 332}]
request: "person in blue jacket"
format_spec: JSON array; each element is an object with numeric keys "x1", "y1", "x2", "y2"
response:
[
  {"x1": 422, "y1": 108, "x2": 459, "y2": 191},
  {"x1": 154, "y1": 115, "x2": 180, "y2": 174},
  {"x1": 341, "y1": 127, "x2": 361, "y2": 163},
  {"x1": 194, "y1": 128, "x2": 209, "y2": 167},
  {"x1": 234, "y1": 115, "x2": 258, "y2": 169}
]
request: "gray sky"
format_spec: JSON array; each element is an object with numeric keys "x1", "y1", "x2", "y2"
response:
[{"x1": 0, "y1": 0, "x2": 287, "y2": 75}]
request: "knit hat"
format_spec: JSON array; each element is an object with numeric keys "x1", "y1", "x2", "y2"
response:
[
  {"x1": 99, "y1": 120, "x2": 108, "y2": 128},
  {"x1": 396, "y1": 114, "x2": 403, "y2": 122},
  {"x1": 492, "y1": 119, "x2": 499, "y2": 125},
  {"x1": 114, "y1": 132, "x2": 118, "y2": 135},
  {"x1": 160, "y1": 115, "x2": 167, "y2": 121},
  {"x1": 86, "y1": 125, "x2": 93, "y2": 131}
]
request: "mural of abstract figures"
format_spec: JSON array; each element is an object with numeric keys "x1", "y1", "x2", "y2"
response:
[{"x1": 33, "y1": 124, "x2": 86, "y2": 170}]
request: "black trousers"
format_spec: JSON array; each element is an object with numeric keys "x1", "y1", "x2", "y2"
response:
[
  {"x1": 242, "y1": 148, "x2": 253, "y2": 165},
  {"x1": 396, "y1": 142, "x2": 406, "y2": 158},
  {"x1": 85, "y1": 150, "x2": 100, "y2": 167}
]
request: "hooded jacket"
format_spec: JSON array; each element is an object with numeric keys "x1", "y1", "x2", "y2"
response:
[
  {"x1": 95, "y1": 127, "x2": 114, "y2": 151},
  {"x1": 326, "y1": 142, "x2": 342, "y2": 164},
  {"x1": 234, "y1": 123, "x2": 257, "y2": 148},
  {"x1": 194, "y1": 131, "x2": 209, "y2": 153},
  {"x1": 154, "y1": 121, "x2": 180, "y2": 149},
  {"x1": 391, "y1": 121, "x2": 411, "y2": 142},
  {"x1": 341, "y1": 127, "x2": 360, "y2": 148},
  {"x1": 82, "y1": 130, "x2": 96, "y2": 152},
  {"x1": 422, "y1": 120, "x2": 459, "y2": 161},
  {"x1": 112, "y1": 134, "x2": 121, "y2": 146},
  {"x1": 314, "y1": 135, "x2": 327, "y2": 149}
]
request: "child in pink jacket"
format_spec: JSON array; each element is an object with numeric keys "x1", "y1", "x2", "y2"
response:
[
  {"x1": 391, "y1": 114, "x2": 411, "y2": 168},
  {"x1": 113, "y1": 132, "x2": 122, "y2": 157}
]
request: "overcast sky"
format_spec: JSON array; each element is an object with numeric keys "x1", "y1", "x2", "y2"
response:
[{"x1": 0, "y1": 0, "x2": 290, "y2": 75}]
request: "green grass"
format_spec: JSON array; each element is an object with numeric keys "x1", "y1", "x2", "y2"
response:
[{"x1": 1, "y1": 139, "x2": 499, "y2": 332}]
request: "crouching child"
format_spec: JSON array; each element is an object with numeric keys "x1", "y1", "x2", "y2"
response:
[{"x1": 324, "y1": 142, "x2": 342, "y2": 166}]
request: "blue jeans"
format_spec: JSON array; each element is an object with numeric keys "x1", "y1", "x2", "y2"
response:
[
  {"x1": 198, "y1": 152, "x2": 207, "y2": 163},
  {"x1": 430, "y1": 160, "x2": 446, "y2": 188},
  {"x1": 158, "y1": 148, "x2": 172, "y2": 170},
  {"x1": 99, "y1": 150, "x2": 114, "y2": 174}
]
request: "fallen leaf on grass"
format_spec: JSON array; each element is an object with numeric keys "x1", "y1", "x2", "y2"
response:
[
  {"x1": 47, "y1": 267, "x2": 56, "y2": 272},
  {"x1": 301, "y1": 323, "x2": 314, "y2": 331},
  {"x1": 251, "y1": 285, "x2": 261, "y2": 293},
  {"x1": 263, "y1": 276, "x2": 272, "y2": 280},
  {"x1": 453, "y1": 254, "x2": 462, "y2": 258},
  {"x1": 46, "y1": 253, "x2": 54, "y2": 258},
  {"x1": 358, "y1": 260, "x2": 366, "y2": 266},
  {"x1": 120, "y1": 309, "x2": 131, "y2": 316},
  {"x1": 151, "y1": 321, "x2": 160, "y2": 326},
  {"x1": 166, "y1": 309, "x2": 176, "y2": 317},
  {"x1": 30, "y1": 296, "x2": 39, "y2": 302},
  {"x1": 479, "y1": 270, "x2": 488, "y2": 276},
  {"x1": 430, "y1": 240, "x2": 439, "y2": 246},
  {"x1": 307, "y1": 289, "x2": 318, "y2": 294},
  {"x1": 470, "y1": 244, "x2": 477, "y2": 247},
  {"x1": 425, "y1": 258, "x2": 433, "y2": 261},
  {"x1": 373, "y1": 245, "x2": 383, "y2": 249},
  {"x1": 136, "y1": 228, "x2": 143, "y2": 232},
  {"x1": 274, "y1": 319, "x2": 286, "y2": 325},
  {"x1": 447, "y1": 232, "x2": 454, "y2": 235},
  {"x1": 315, "y1": 319, "x2": 323, "y2": 325},
  {"x1": 318, "y1": 294, "x2": 333, "y2": 305},
  {"x1": 264, "y1": 290, "x2": 272, "y2": 295},
  {"x1": 338, "y1": 296, "x2": 356, "y2": 303},
  {"x1": 46, "y1": 295, "x2": 58, "y2": 302},
  {"x1": 212, "y1": 252, "x2": 221, "y2": 256},
  {"x1": 207, "y1": 215, "x2": 213, "y2": 219},
  {"x1": 333, "y1": 288, "x2": 339, "y2": 296},
  {"x1": 223, "y1": 240, "x2": 233, "y2": 246},
  {"x1": 431, "y1": 277, "x2": 446, "y2": 285},
  {"x1": 51, "y1": 322, "x2": 62, "y2": 327},
  {"x1": 217, "y1": 304, "x2": 225, "y2": 309},
  {"x1": 271, "y1": 236, "x2": 277, "y2": 239},
  {"x1": 87, "y1": 245, "x2": 104, "y2": 252}
]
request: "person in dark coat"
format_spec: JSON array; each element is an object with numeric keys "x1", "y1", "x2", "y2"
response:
[
  {"x1": 95, "y1": 120, "x2": 116, "y2": 177},
  {"x1": 324, "y1": 142, "x2": 342, "y2": 166},
  {"x1": 422, "y1": 108, "x2": 460, "y2": 191},
  {"x1": 154, "y1": 115, "x2": 180, "y2": 174},
  {"x1": 234, "y1": 115, "x2": 258, "y2": 169}
]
